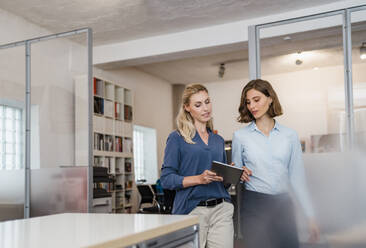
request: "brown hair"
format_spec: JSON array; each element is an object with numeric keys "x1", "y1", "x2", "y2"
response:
[
  {"x1": 237, "y1": 79, "x2": 283, "y2": 123},
  {"x1": 176, "y1": 84, "x2": 214, "y2": 144}
]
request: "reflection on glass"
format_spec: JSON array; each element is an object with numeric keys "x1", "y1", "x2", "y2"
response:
[
  {"x1": 0, "y1": 45, "x2": 26, "y2": 221},
  {"x1": 351, "y1": 9, "x2": 366, "y2": 152},
  {"x1": 30, "y1": 34, "x2": 88, "y2": 169},
  {"x1": 257, "y1": 11, "x2": 366, "y2": 247},
  {"x1": 260, "y1": 15, "x2": 345, "y2": 154}
]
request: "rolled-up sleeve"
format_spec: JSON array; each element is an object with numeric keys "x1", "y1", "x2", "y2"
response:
[
  {"x1": 288, "y1": 132, "x2": 315, "y2": 218},
  {"x1": 232, "y1": 132, "x2": 244, "y2": 168},
  {"x1": 160, "y1": 133, "x2": 184, "y2": 190}
]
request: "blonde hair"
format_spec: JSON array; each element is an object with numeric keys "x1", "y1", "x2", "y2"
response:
[{"x1": 176, "y1": 84, "x2": 213, "y2": 144}]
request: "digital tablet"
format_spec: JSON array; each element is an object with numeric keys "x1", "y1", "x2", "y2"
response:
[{"x1": 211, "y1": 161, "x2": 243, "y2": 184}]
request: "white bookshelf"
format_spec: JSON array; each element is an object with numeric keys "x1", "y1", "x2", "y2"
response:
[{"x1": 75, "y1": 76, "x2": 135, "y2": 214}]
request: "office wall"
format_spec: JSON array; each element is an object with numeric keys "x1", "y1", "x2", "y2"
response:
[
  {"x1": 0, "y1": 8, "x2": 87, "y2": 169},
  {"x1": 203, "y1": 63, "x2": 366, "y2": 143},
  {"x1": 94, "y1": 67, "x2": 173, "y2": 171}
]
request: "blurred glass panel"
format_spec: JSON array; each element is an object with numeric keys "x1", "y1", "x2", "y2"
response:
[
  {"x1": 0, "y1": 44, "x2": 25, "y2": 220},
  {"x1": 29, "y1": 31, "x2": 89, "y2": 217},
  {"x1": 15, "y1": 121, "x2": 20, "y2": 132},
  {"x1": 6, "y1": 143, "x2": 13, "y2": 154},
  {"x1": 5, "y1": 131, "x2": 13, "y2": 141},
  {"x1": 5, "y1": 107, "x2": 13, "y2": 119},
  {"x1": 351, "y1": 9, "x2": 366, "y2": 152},
  {"x1": 5, "y1": 154, "x2": 14, "y2": 167},
  {"x1": 15, "y1": 109, "x2": 21, "y2": 120},
  {"x1": 30, "y1": 33, "x2": 88, "y2": 169},
  {"x1": 260, "y1": 15, "x2": 345, "y2": 154},
  {"x1": 5, "y1": 119, "x2": 13, "y2": 131},
  {"x1": 30, "y1": 167, "x2": 88, "y2": 217},
  {"x1": 0, "y1": 170, "x2": 24, "y2": 221},
  {"x1": 257, "y1": 14, "x2": 365, "y2": 245}
]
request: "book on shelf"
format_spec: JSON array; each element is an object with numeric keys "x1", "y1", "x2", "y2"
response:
[
  {"x1": 93, "y1": 78, "x2": 97, "y2": 95},
  {"x1": 115, "y1": 102, "x2": 121, "y2": 119},
  {"x1": 124, "y1": 105, "x2": 133, "y2": 121},
  {"x1": 104, "y1": 135, "x2": 114, "y2": 152},
  {"x1": 115, "y1": 137, "x2": 123, "y2": 152},
  {"x1": 125, "y1": 160, "x2": 132, "y2": 172},
  {"x1": 94, "y1": 97, "x2": 104, "y2": 115},
  {"x1": 94, "y1": 133, "x2": 104, "y2": 150}
]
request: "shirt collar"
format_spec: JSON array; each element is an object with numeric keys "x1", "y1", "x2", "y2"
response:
[
  {"x1": 273, "y1": 120, "x2": 281, "y2": 132},
  {"x1": 249, "y1": 120, "x2": 281, "y2": 132}
]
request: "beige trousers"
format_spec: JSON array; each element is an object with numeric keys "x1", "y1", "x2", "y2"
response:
[{"x1": 189, "y1": 201, "x2": 234, "y2": 248}]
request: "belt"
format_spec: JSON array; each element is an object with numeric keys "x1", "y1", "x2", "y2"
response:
[{"x1": 197, "y1": 198, "x2": 224, "y2": 207}]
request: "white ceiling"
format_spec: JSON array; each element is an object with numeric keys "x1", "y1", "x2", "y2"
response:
[
  {"x1": 136, "y1": 24, "x2": 366, "y2": 84},
  {"x1": 1, "y1": 0, "x2": 364, "y2": 84},
  {"x1": 0, "y1": 0, "x2": 339, "y2": 45}
]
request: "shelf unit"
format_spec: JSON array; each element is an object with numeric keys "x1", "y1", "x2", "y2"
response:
[{"x1": 75, "y1": 76, "x2": 135, "y2": 213}]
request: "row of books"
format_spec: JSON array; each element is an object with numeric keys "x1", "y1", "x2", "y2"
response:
[
  {"x1": 94, "y1": 133, "x2": 104, "y2": 150},
  {"x1": 94, "y1": 133, "x2": 133, "y2": 153},
  {"x1": 104, "y1": 135, "x2": 114, "y2": 152},
  {"x1": 94, "y1": 97, "x2": 133, "y2": 122},
  {"x1": 94, "y1": 182, "x2": 113, "y2": 192},
  {"x1": 93, "y1": 157, "x2": 114, "y2": 173}
]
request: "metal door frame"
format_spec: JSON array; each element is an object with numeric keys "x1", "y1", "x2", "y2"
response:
[{"x1": 0, "y1": 28, "x2": 93, "y2": 218}]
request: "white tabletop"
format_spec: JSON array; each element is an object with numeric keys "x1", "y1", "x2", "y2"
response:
[{"x1": 0, "y1": 213, "x2": 199, "y2": 248}]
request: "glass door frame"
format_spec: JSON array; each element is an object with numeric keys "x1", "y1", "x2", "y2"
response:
[
  {"x1": 0, "y1": 28, "x2": 93, "y2": 218},
  {"x1": 248, "y1": 4, "x2": 366, "y2": 148}
]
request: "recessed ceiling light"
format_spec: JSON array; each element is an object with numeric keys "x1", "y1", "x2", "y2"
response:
[
  {"x1": 283, "y1": 36, "x2": 291, "y2": 41},
  {"x1": 313, "y1": 67, "x2": 319, "y2": 70},
  {"x1": 360, "y1": 42, "x2": 366, "y2": 60}
]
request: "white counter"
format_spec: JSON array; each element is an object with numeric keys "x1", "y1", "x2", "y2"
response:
[{"x1": 0, "y1": 213, "x2": 199, "y2": 248}]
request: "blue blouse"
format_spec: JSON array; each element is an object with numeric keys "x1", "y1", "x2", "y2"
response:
[
  {"x1": 232, "y1": 121, "x2": 314, "y2": 217},
  {"x1": 160, "y1": 130, "x2": 231, "y2": 214}
]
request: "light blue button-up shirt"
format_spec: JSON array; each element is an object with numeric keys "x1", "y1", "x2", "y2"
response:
[{"x1": 232, "y1": 121, "x2": 314, "y2": 217}]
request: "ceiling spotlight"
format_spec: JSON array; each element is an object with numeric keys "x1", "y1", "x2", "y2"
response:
[
  {"x1": 218, "y1": 63, "x2": 225, "y2": 78},
  {"x1": 295, "y1": 59, "x2": 303, "y2": 65},
  {"x1": 295, "y1": 51, "x2": 303, "y2": 65},
  {"x1": 360, "y1": 42, "x2": 366, "y2": 60}
]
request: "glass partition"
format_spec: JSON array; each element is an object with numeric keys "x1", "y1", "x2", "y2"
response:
[
  {"x1": 351, "y1": 8, "x2": 366, "y2": 151},
  {"x1": 259, "y1": 14, "x2": 346, "y2": 154},
  {"x1": 254, "y1": 12, "x2": 366, "y2": 245},
  {"x1": 0, "y1": 46, "x2": 26, "y2": 221},
  {"x1": 0, "y1": 28, "x2": 91, "y2": 220},
  {"x1": 29, "y1": 32, "x2": 90, "y2": 216}
]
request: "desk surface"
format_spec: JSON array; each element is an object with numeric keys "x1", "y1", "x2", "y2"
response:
[{"x1": 0, "y1": 213, "x2": 199, "y2": 248}]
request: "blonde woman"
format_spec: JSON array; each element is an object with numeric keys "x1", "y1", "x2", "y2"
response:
[{"x1": 160, "y1": 84, "x2": 234, "y2": 248}]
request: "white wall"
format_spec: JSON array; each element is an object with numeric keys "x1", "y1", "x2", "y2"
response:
[
  {"x1": 0, "y1": 8, "x2": 90, "y2": 169},
  {"x1": 94, "y1": 67, "x2": 173, "y2": 171},
  {"x1": 203, "y1": 63, "x2": 366, "y2": 147}
]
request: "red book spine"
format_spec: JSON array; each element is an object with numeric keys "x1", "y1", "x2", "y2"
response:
[{"x1": 93, "y1": 78, "x2": 96, "y2": 95}]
